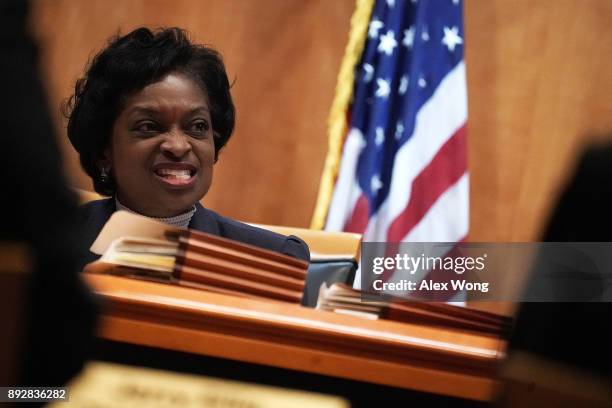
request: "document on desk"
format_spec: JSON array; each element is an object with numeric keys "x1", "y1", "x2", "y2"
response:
[
  {"x1": 48, "y1": 361, "x2": 349, "y2": 408},
  {"x1": 317, "y1": 283, "x2": 512, "y2": 337}
]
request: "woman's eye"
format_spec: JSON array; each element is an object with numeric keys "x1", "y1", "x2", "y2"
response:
[
  {"x1": 135, "y1": 121, "x2": 158, "y2": 133},
  {"x1": 190, "y1": 120, "x2": 210, "y2": 135}
]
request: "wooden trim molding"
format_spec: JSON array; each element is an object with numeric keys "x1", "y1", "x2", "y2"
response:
[
  {"x1": 249, "y1": 223, "x2": 361, "y2": 261},
  {"x1": 86, "y1": 274, "x2": 505, "y2": 401}
]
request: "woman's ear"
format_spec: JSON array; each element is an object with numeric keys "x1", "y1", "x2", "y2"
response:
[{"x1": 97, "y1": 148, "x2": 113, "y2": 176}]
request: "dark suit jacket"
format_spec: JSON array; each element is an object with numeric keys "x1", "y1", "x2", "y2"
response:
[{"x1": 78, "y1": 198, "x2": 310, "y2": 269}]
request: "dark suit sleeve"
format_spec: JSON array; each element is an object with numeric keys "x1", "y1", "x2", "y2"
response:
[
  {"x1": 206, "y1": 210, "x2": 311, "y2": 263},
  {"x1": 77, "y1": 199, "x2": 115, "y2": 270}
]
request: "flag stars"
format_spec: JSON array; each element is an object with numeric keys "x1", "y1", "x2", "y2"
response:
[
  {"x1": 399, "y1": 75, "x2": 409, "y2": 95},
  {"x1": 375, "y1": 78, "x2": 391, "y2": 98},
  {"x1": 395, "y1": 122, "x2": 405, "y2": 140},
  {"x1": 421, "y1": 27, "x2": 430, "y2": 42},
  {"x1": 375, "y1": 127, "x2": 385, "y2": 146},
  {"x1": 452, "y1": 0, "x2": 460, "y2": 4},
  {"x1": 371, "y1": 174, "x2": 384, "y2": 193},
  {"x1": 378, "y1": 30, "x2": 398, "y2": 56},
  {"x1": 442, "y1": 26, "x2": 463, "y2": 52},
  {"x1": 368, "y1": 19, "x2": 384, "y2": 39},
  {"x1": 418, "y1": 76, "x2": 427, "y2": 88},
  {"x1": 386, "y1": 0, "x2": 395, "y2": 7},
  {"x1": 402, "y1": 27, "x2": 415, "y2": 49},
  {"x1": 362, "y1": 63, "x2": 374, "y2": 82}
]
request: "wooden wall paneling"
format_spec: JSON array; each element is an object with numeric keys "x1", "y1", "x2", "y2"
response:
[{"x1": 465, "y1": 0, "x2": 612, "y2": 241}]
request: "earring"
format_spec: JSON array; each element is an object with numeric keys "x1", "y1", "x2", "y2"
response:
[{"x1": 100, "y1": 167, "x2": 110, "y2": 184}]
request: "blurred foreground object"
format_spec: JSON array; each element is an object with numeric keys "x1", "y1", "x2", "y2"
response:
[
  {"x1": 503, "y1": 142, "x2": 612, "y2": 405},
  {"x1": 48, "y1": 361, "x2": 349, "y2": 408},
  {"x1": 500, "y1": 351, "x2": 611, "y2": 408},
  {"x1": 0, "y1": 0, "x2": 97, "y2": 388},
  {"x1": 0, "y1": 244, "x2": 30, "y2": 386},
  {"x1": 510, "y1": 142, "x2": 612, "y2": 376}
]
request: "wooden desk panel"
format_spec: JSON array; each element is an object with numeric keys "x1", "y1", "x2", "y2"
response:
[{"x1": 85, "y1": 274, "x2": 506, "y2": 401}]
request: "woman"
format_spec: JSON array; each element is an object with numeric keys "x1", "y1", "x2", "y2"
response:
[{"x1": 66, "y1": 27, "x2": 309, "y2": 268}]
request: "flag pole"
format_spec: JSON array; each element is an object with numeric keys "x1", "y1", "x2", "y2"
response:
[{"x1": 309, "y1": 0, "x2": 374, "y2": 230}]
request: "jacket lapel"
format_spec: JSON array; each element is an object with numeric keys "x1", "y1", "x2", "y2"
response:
[{"x1": 188, "y1": 202, "x2": 220, "y2": 235}]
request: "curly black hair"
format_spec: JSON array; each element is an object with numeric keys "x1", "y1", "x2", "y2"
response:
[{"x1": 65, "y1": 27, "x2": 235, "y2": 196}]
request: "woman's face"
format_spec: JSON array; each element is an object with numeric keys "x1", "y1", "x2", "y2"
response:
[{"x1": 106, "y1": 72, "x2": 215, "y2": 217}]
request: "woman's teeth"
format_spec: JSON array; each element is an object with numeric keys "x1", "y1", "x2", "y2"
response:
[{"x1": 157, "y1": 169, "x2": 191, "y2": 180}]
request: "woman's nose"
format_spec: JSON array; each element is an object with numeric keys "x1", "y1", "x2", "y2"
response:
[{"x1": 160, "y1": 130, "x2": 191, "y2": 158}]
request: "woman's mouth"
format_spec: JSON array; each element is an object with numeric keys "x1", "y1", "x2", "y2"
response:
[{"x1": 153, "y1": 165, "x2": 197, "y2": 188}]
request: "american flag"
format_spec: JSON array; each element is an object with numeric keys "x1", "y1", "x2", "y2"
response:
[{"x1": 318, "y1": 0, "x2": 468, "y2": 288}]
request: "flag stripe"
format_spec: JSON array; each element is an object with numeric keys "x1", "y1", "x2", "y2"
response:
[
  {"x1": 402, "y1": 173, "x2": 470, "y2": 242},
  {"x1": 344, "y1": 195, "x2": 370, "y2": 233},
  {"x1": 387, "y1": 124, "x2": 467, "y2": 241}
]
